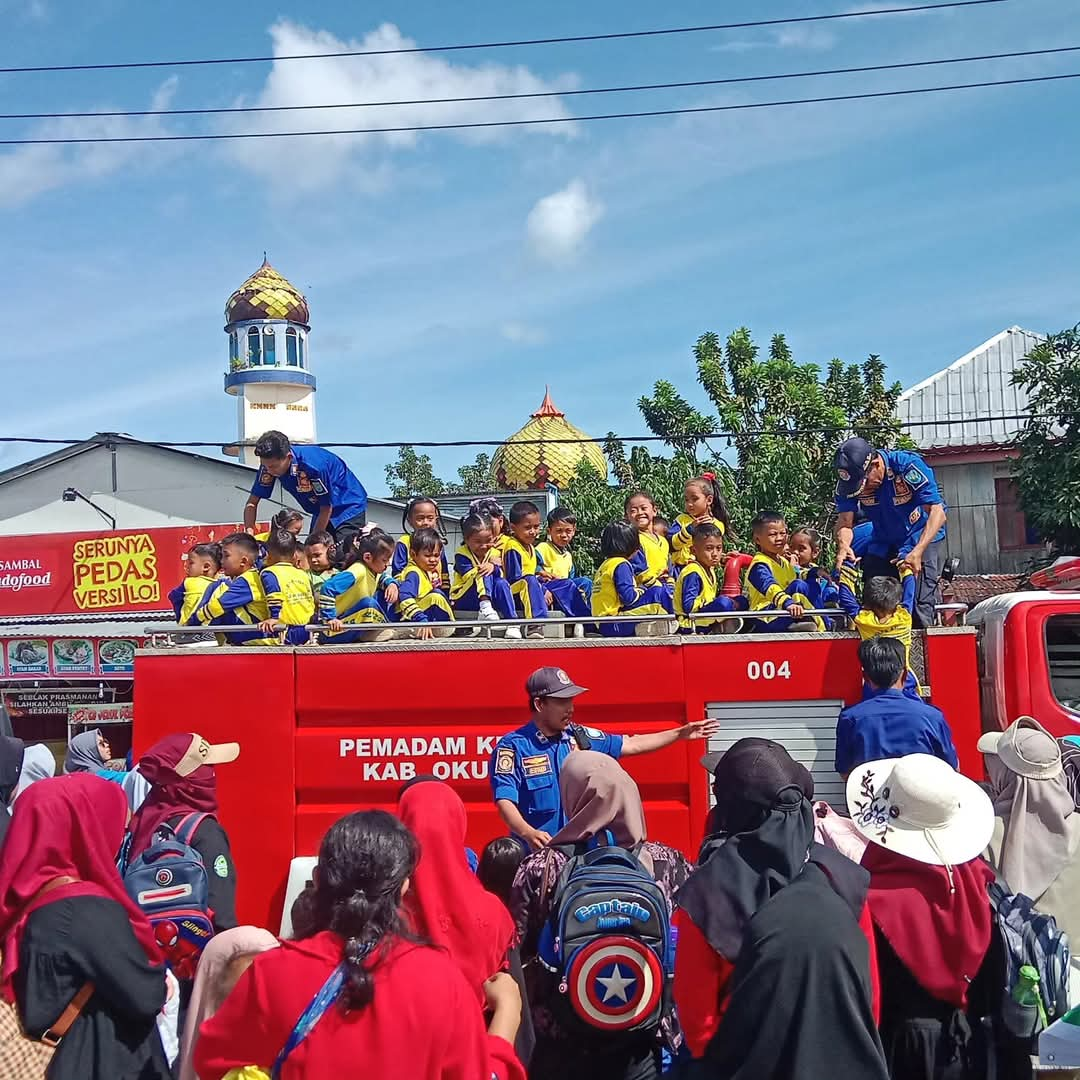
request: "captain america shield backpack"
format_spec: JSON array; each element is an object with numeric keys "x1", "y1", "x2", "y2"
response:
[{"x1": 538, "y1": 833, "x2": 672, "y2": 1035}]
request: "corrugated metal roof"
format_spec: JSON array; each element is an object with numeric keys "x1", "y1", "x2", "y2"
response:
[
  {"x1": 897, "y1": 327, "x2": 1044, "y2": 449},
  {"x1": 0, "y1": 616, "x2": 172, "y2": 638}
]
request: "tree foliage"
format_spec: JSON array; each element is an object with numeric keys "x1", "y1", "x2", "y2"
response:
[
  {"x1": 384, "y1": 448, "x2": 494, "y2": 499},
  {"x1": 1012, "y1": 325, "x2": 1080, "y2": 551}
]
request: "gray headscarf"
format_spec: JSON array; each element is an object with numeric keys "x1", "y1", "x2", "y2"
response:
[
  {"x1": 14, "y1": 744, "x2": 56, "y2": 798},
  {"x1": 64, "y1": 729, "x2": 105, "y2": 774},
  {"x1": 987, "y1": 733, "x2": 1080, "y2": 900}
]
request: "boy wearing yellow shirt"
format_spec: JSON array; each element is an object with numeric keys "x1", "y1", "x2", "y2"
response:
[
  {"x1": 190, "y1": 533, "x2": 276, "y2": 645},
  {"x1": 746, "y1": 511, "x2": 824, "y2": 632},
  {"x1": 259, "y1": 530, "x2": 315, "y2": 644},
  {"x1": 168, "y1": 543, "x2": 222, "y2": 625},
  {"x1": 536, "y1": 507, "x2": 592, "y2": 632}
]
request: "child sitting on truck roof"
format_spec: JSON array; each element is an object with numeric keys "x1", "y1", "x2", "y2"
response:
[
  {"x1": 258, "y1": 529, "x2": 315, "y2": 645},
  {"x1": 592, "y1": 520, "x2": 674, "y2": 637},
  {"x1": 392, "y1": 497, "x2": 450, "y2": 590},
  {"x1": 536, "y1": 507, "x2": 592, "y2": 633},
  {"x1": 319, "y1": 529, "x2": 397, "y2": 643},
  {"x1": 835, "y1": 561, "x2": 921, "y2": 699},
  {"x1": 451, "y1": 511, "x2": 518, "y2": 635},
  {"x1": 390, "y1": 529, "x2": 455, "y2": 641},
  {"x1": 674, "y1": 523, "x2": 742, "y2": 635},
  {"x1": 189, "y1": 533, "x2": 277, "y2": 645},
  {"x1": 503, "y1": 501, "x2": 553, "y2": 630},
  {"x1": 169, "y1": 543, "x2": 222, "y2": 625},
  {"x1": 746, "y1": 512, "x2": 824, "y2": 632}
]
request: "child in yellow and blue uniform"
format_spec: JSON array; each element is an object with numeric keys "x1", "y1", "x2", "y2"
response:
[
  {"x1": 503, "y1": 501, "x2": 552, "y2": 622},
  {"x1": 536, "y1": 507, "x2": 592, "y2": 622},
  {"x1": 674, "y1": 523, "x2": 742, "y2": 634},
  {"x1": 189, "y1": 533, "x2": 276, "y2": 645},
  {"x1": 253, "y1": 509, "x2": 304, "y2": 568},
  {"x1": 258, "y1": 529, "x2": 315, "y2": 645},
  {"x1": 835, "y1": 560, "x2": 921, "y2": 700},
  {"x1": 390, "y1": 528, "x2": 454, "y2": 638},
  {"x1": 168, "y1": 543, "x2": 222, "y2": 625},
  {"x1": 319, "y1": 530, "x2": 396, "y2": 643},
  {"x1": 469, "y1": 497, "x2": 509, "y2": 558},
  {"x1": 391, "y1": 497, "x2": 450, "y2": 591},
  {"x1": 450, "y1": 511, "x2": 517, "y2": 629},
  {"x1": 625, "y1": 491, "x2": 673, "y2": 593},
  {"x1": 592, "y1": 521, "x2": 673, "y2": 636},
  {"x1": 669, "y1": 473, "x2": 731, "y2": 571},
  {"x1": 746, "y1": 512, "x2": 824, "y2": 633},
  {"x1": 789, "y1": 526, "x2": 840, "y2": 629}
]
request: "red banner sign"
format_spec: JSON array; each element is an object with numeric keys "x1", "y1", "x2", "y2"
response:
[{"x1": 0, "y1": 524, "x2": 251, "y2": 618}]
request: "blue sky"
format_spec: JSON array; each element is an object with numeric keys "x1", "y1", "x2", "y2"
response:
[{"x1": 1, "y1": 0, "x2": 1077, "y2": 494}]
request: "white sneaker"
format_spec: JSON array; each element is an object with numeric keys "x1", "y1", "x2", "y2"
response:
[
  {"x1": 573, "y1": 623, "x2": 586, "y2": 639},
  {"x1": 505, "y1": 626, "x2": 523, "y2": 639},
  {"x1": 478, "y1": 602, "x2": 499, "y2": 622}
]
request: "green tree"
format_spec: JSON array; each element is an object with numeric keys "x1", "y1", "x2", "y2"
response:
[
  {"x1": 384, "y1": 446, "x2": 445, "y2": 500},
  {"x1": 445, "y1": 453, "x2": 494, "y2": 494},
  {"x1": 1012, "y1": 325, "x2": 1080, "y2": 550}
]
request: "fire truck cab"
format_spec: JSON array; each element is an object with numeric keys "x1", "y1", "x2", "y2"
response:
[{"x1": 134, "y1": 589, "x2": 1080, "y2": 928}]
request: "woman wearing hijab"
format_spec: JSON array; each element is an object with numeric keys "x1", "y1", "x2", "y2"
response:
[
  {"x1": 177, "y1": 926, "x2": 279, "y2": 1080},
  {"x1": 12, "y1": 745, "x2": 55, "y2": 802},
  {"x1": 981, "y1": 716, "x2": 1080, "y2": 1001},
  {"x1": 848, "y1": 753, "x2": 998, "y2": 1080},
  {"x1": 0, "y1": 737, "x2": 24, "y2": 846},
  {"x1": 511, "y1": 751, "x2": 691, "y2": 1080},
  {"x1": 127, "y1": 733, "x2": 241, "y2": 933},
  {"x1": 397, "y1": 781, "x2": 515, "y2": 997},
  {"x1": 675, "y1": 738, "x2": 885, "y2": 1079},
  {"x1": 0, "y1": 774, "x2": 170, "y2": 1080},
  {"x1": 195, "y1": 810, "x2": 525, "y2": 1080},
  {"x1": 62, "y1": 729, "x2": 109, "y2": 774}
]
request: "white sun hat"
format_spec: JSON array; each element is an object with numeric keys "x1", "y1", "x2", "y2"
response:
[
  {"x1": 977, "y1": 715, "x2": 1062, "y2": 781},
  {"x1": 846, "y1": 754, "x2": 994, "y2": 867}
]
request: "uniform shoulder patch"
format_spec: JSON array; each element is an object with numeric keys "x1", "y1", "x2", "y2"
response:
[
  {"x1": 495, "y1": 747, "x2": 516, "y2": 775},
  {"x1": 909, "y1": 508, "x2": 921, "y2": 524},
  {"x1": 311, "y1": 478, "x2": 328, "y2": 496},
  {"x1": 258, "y1": 468, "x2": 273, "y2": 486},
  {"x1": 582, "y1": 726, "x2": 603, "y2": 738},
  {"x1": 213, "y1": 855, "x2": 229, "y2": 879},
  {"x1": 904, "y1": 465, "x2": 928, "y2": 488}
]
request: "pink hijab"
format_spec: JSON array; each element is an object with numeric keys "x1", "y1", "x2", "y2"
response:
[{"x1": 177, "y1": 926, "x2": 278, "y2": 1080}]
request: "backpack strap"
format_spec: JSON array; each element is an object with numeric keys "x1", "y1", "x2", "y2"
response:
[
  {"x1": 173, "y1": 812, "x2": 212, "y2": 846},
  {"x1": 271, "y1": 959, "x2": 352, "y2": 1079}
]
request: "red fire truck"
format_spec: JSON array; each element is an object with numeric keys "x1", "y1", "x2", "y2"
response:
[{"x1": 134, "y1": 580, "x2": 1080, "y2": 929}]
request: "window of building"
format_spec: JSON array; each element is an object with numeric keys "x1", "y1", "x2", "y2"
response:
[
  {"x1": 995, "y1": 477, "x2": 1039, "y2": 550},
  {"x1": 263, "y1": 327, "x2": 276, "y2": 365},
  {"x1": 229, "y1": 331, "x2": 239, "y2": 362},
  {"x1": 286, "y1": 327, "x2": 299, "y2": 366},
  {"x1": 298, "y1": 333, "x2": 306, "y2": 369},
  {"x1": 247, "y1": 326, "x2": 262, "y2": 366},
  {"x1": 1047, "y1": 615, "x2": 1080, "y2": 714}
]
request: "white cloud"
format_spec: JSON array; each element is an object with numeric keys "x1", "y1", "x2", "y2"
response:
[
  {"x1": 526, "y1": 179, "x2": 603, "y2": 263},
  {"x1": 712, "y1": 26, "x2": 836, "y2": 52},
  {"x1": 500, "y1": 321, "x2": 547, "y2": 346},
  {"x1": 224, "y1": 20, "x2": 576, "y2": 193},
  {"x1": 0, "y1": 78, "x2": 179, "y2": 209}
]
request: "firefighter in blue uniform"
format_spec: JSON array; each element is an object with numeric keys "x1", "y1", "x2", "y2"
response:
[
  {"x1": 833, "y1": 436, "x2": 949, "y2": 629},
  {"x1": 490, "y1": 666, "x2": 717, "y2": 850}
]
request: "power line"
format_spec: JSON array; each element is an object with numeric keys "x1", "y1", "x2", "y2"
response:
[
  {"x1": 0, "y1": 414, "x2": 1059, "y2": 450},
  {"x1": 2, "y1": 72, "x2": 1073, "y2": 145},
  {"x1": 0, "y1": 1, "x2": 1008, "y2": 75},
  {"x1": 5, "y1": 44, "x2": 1074, "y2": 120}
]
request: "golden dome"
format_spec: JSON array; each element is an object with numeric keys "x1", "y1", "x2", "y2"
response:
[
  {"x1": 225, "y1": 257, "x2": 310, "y2": 327},
  {"x1": 493, "y1": 388, "x2": 607, "y2": 491}
]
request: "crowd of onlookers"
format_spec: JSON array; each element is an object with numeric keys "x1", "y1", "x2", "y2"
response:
[{"x1": 2, "y1": 699, "x2": 1080, "y2": 1079}]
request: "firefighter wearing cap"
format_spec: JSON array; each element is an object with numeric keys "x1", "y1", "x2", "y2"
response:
[
  {"x1": 491, "y1": 666, "x2": 718, "y2": 850},
  {"x1": 833, "y1": 437, "x2": 948, "y2": 629}
]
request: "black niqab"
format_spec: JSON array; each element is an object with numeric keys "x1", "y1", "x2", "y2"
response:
[{"x1": 700, "y1": 861, "x2": 888, "y2": 1080}]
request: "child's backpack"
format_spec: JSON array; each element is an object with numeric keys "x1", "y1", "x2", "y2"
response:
[
  {"x1": 538, "y1": 833, "x2": 671, "y2": 1038},
  {"x1": 120, "y1": 813, "x2": 216, "y2": 980},
  {"x1": 989, "y1": 881, "x2": 1070, "y2": 1041}
]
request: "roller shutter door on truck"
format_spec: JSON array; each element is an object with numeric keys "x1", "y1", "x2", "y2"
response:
[{"x1": 705, "y1": 698, "x2": 846, "y2": 809}]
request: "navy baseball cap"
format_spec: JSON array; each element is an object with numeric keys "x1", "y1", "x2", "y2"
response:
[
  {"x1": 526, "y1": 667, "x2": 587, "y2": 700},
  {"x1": 835, "y1": 437, "x2": 875, "y2": 498}
]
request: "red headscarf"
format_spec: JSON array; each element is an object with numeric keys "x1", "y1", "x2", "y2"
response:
[
  {"x1": 0, "y1": 774, "x2": 163, "y2": 1001},
  {"x1": 398, "y1": 782, "x2": 514, "y2": 998},
  {"x1": 862, "y1": 843, "x2": 995, "y2": 1008},
  {"x1": 128, "y1": 734, "x2": 219, "y2": 859}
]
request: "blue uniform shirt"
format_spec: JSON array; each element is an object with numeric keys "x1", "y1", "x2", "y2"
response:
[
  {"x1": 835, "y1": 689, "x2": 959, "y2": 775},
  {"x1": 250, "y1": 444, "x2": 368, "y2": 530},
  {"x1": 490, "y1": 720, "x2": 624, "y2": 836},
  {"x1": 835, "y1": 449, "x2": 946, "y2": 558}
]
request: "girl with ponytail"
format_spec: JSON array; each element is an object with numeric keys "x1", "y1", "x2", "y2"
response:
[
  {"x1": 195, "y1": 811, "x2": 525, "y2": 1079},
  {"x1": 669, "y1": 472, "x2": 733, "y2": 571}
]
